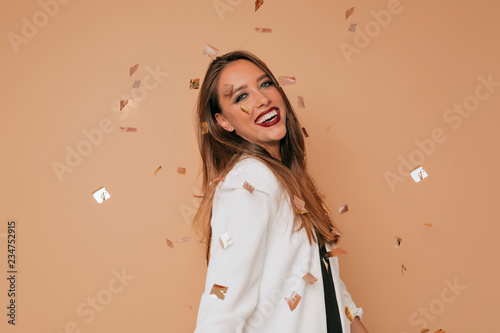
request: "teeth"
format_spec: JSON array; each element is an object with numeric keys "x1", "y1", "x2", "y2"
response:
[{"x1": 256, "y1": 109, "x2": 278, "y2": 124}]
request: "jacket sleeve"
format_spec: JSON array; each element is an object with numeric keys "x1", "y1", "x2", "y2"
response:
[
  {"x1": 338, "y1": 277, "x2": 363, "y2": 321},
  {"x1": 194, "y1": 160, "x2": 278, "y2": 332}
]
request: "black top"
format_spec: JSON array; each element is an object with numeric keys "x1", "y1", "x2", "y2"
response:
[{"x1": 319, "y1": 244, "x2": 343, "y2": 333}]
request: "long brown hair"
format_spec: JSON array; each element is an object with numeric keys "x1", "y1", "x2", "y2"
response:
[{"x1": 193, "y1": 50, "x2": 340, "y2": 263}]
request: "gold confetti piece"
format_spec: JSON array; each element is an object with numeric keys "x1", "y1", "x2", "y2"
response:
[
  {"x1": 220, "y1": 84, "x2": 233, "y2": 95},
  {"x1": 92, "y1": 186, "x2": 110, "y2": 204},
  {"x1": 322, "y1": 258, "x2": 329, "y2": 270},
  {"x1": 255, "y1": 0, "x2": 264, "y2": 11},
  {"x1": 401, "y1": 263, "x2": 407, "y2": 275},
  {"x1": 165, "y1": 238, "x2": 174, "y2": 249},
  {"x1": 255, "y1": 27, "x2": 272, "y2": 33},
  {"x1": 193, "y1": 194, "x2": 204, "y2": 199},
  {"x1": 133, "y1": 80, "x2": 141, "y2": 89},
  {"x1": 203, "y1": 44, "x2": 219, "y2": 60},
  {"x1": 344, "y1": 306, "x2": 354, "y2": 323},
  {"x1": 348, "y1": 23, "x2": 357, "y2": 32},
  {"x1": 120, "y1": 99, "x2": 129, "y2": 111},
  {"x1": 331, "y1": 227, "x2": 341, "y2": 236},
  {"x1": 154, "y1": 166, "x2": 162, "y2": 176},
  {"x1": 419, "y1": 329, "x2": 430, "y2": 333},
  {"x1": 410, "y1": 165, "x2": 428, "y2": 182},
  {"x1": 190, "y1": 78, "x2": 200, "y2": 89},
  {"x1": 218, "y1": 232, "x2": 234, "y2": 249},
  {"x1": 302, "y1": 127, "x2": 309, "y2": 137},
  {"x1": 315, "y1": 191, "x2": 326, "y2": 199},
  {"x1": 209, "y1": 175, "x2": 224, "y2": 185},
  {"x1": 433, "y1": 330, "x2": 446, "y2": 333},
  {"x1": 130, "y1": 63, "x2": 139, "y2": 76},
  {"x1": 294, "y1": 195, "x2": 308, "y2": 214},
  {"x1": 177, "y1": 167, "x2": 186, "y2": 174},
  {"x1": 200, "y1": 121, "x2": 208, "y2": 135},
  {"x1": 424, "y1": 223, "x2": 433, "y2": 227},
  {"x1": 278, "y1": 76, "x2": 296, "y2": 86},
  {"x1": 120, "y1": 127, "x2": 137, "y2": 132},
  {"x1": 339, "y1": 204, "x2": 349, "y2": 214},
  {"x1": 324, "y1": 247, "x2": 347, "y2": 258},
  {"x1": 297, "y1": 96, "x2": 305, "y2": 108},
  {"x1": 321, "y1": 203, "x2": 330, "y2": 217},
  {"x1": 394, "y1": 237, "x2": 403, "y2": 248},
  {"x1": 345, "y1": 7, "x2": 355, "y2": 20},
  {"x1": 284, "y1": 291, "x2": 301, "y2": 311},
  {"x1": 326, "y1": 125, "x2": 332, "y2": 132},
  {"x1": 302, "y1": 273, "x2": 317, "y2": 285},
  {"x1": 240, "y1": 105, "x2": 250, "y2": 114},
  {"x1": 210, "y1": 284, "x2": 228, "y2": 300},
  {"x1": 243, "y1": 180, "x2": 254, "y2": 193},
  {"x1": 176, "y1": 236, "x2": 191, "y2": 243}
]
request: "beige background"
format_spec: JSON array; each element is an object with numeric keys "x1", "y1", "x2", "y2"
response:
[{"x1": 1, "y1": 0, "x2": 499, "y2": 332}]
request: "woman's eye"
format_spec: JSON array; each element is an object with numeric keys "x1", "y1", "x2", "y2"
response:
[
  {"x1": 261, "y1": 81, "x2": 273, "y2": 88},
  {"x1": 235, "y1": 93, "x2": 247, "y2": 103}
]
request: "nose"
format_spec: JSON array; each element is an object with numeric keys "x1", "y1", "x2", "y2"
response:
[{"x1": 254, "y1": 89, "x2": 270, "y2": 109}]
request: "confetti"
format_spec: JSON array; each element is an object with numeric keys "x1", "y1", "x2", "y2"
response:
[
  {"x1": 315, "y1": 191, "x2": 326, "y2": 199},
  {"x1": 133, "y1": 80, "x2": 141, "y2": 89},
  {"x1": 200, "y1": 121, "x2": 208, "y2": 135},
  {"x1": 324, "y1": 247, "x2": 347, "y2": 258},
  {"x1": 176, "y1": 236, "x2": 191, "y2": 243},
  {"x1": 302, "y1": 273, "x2": 317, "y2": 285},
  {"x1": 240, "y1": 105, "x2": 250, "y2": 115},
  {"x1": 344, "y1": 306, "x2": 354, "y2": 323},
  {"x1": 165, "y1": 238, "x2": 174, "y2": 249},
  {"x1": 243, "y1": 181, "x2": 254, "y2": 193},
  {"x1": 255, "y1": 27, "x2": 272, "y2": 33},
  {"x1": 394, "y1": 237, "x2": 403, "y2": 248},
  {"x1": 278, "y1": 76, "x2": 296, "y2": 86},
  {"x1": 284, "y1": 291, "x2": 301, "y2": 311},
  {"x1": 129, "y1": 63, "x2": 139, "y2": 76},
  {"x1": 321, "y1": 203, "x2": 330, "y2": 217},
  {"x1": 218, "y1": 232, "x2": 234, "y2": 249},
  {"x1": 177, "y1": 167, "x2": 186, "y2": 174},
  {"x1": 339, "y1": 204, "x2": 349, "y2": 214},
  {"x1": 330, "y1": 227, "x2": 341, "y2": 236},
  {"x1": 424, "y1": 223, "x2": 433, "y2": 227},
  {"x1": 92, "y1": 186, "x2": 110, "y2": 204},
  {"x1": 322, "y1": 258, "x2": 329, "y2": 270},
  {"x1": 154, "y1": 166, "x2": 162, "y2": 175},
  {"x1": 401, "y1": 263, "x2": 407, "y2": 275},
  {"x1": 189, "y1": 305, "x2": 193, "y2": 311},
  {"x1": 119, "y1": 99, "x2": 129, "y2": 111},
  {"x1": 203, "y1": 44, "x2": 219, "y2": 60},
  {"x1": 433, "y1": 330, "x2": 446, "y2": 333},
  {"x1": 345, "y1": 7, "x2": 355, "y2": 20},
  {"x1": 220, "y1": 84, "x2": 233, "y2": 95},
  {"x1": 255, "y1": 0, "x2": 264, "y2": 11},
  {"x1": 210, "y1": 284, "x2": 228, "y2": 300},
  {"x1": 209, "y1": 175, "x2": 224, "y2": 185},
  {"x1": 301, "y1": 127, "x2": 309, "y2": 137},
  {"x1": 326, "y1": 125, "x2": 332, "y2": 132},
  {"x1": 348, "y1": 23, "x2": 357, "y2": 32},
  {"x1": 193, "y1": 194, "x2": 204, "y2": 199},
  {"x1": 297, "y1": 96, "x2": 305, "y2": 108},
  {"x1": 293, "y1": 195, "x2": 308, "y2": 214},
  {"x1": 410, "y1": 166, "x2": 428, "y2": 182},
  {"x1": 419, "y1": 329, "x2": 430, "y2": 333},
  {"x1": 120, "y1": 127, "x2": 137, "y2": 132},
  {"x1": 190, "y1": 78, "x2": 200, "y2": 89}
]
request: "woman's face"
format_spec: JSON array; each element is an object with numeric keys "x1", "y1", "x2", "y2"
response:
[{"x1": 215, "y1": 59, "x2": 287, "y2": 159}]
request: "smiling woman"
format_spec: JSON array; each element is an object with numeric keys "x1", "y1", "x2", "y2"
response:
[{"x1": 192, "y1": 50, "x2": 369, "y2": 333}]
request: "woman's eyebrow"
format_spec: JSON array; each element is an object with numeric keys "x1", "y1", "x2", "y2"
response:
[{"x1": 226, "y1": 74, "x2": 269, "y2": 98}]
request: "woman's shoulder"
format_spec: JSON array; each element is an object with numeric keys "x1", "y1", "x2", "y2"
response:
[{"x1": 220, "y1": 156, "x2": 281, "y2": 195}]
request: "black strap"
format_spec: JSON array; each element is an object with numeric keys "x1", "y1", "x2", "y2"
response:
[{"x1": 319, "y1": 244, "x2": 343, "y2": 333}]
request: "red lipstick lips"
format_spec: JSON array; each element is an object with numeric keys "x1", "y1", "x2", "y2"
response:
[{"x1": 255, "y1": 107, "x2": 280, "y2": 127}]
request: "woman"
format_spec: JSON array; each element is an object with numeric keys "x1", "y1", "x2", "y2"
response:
[{"x1": 193, "y1": 50, "x2": 368, "y2": 333}]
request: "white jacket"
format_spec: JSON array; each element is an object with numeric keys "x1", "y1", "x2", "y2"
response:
[{"x1": 195, "y1": 157, "x2": 363, "y2": 333}]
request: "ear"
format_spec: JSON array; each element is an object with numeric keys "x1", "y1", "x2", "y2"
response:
[{"x1": 214, "y1": 113, "x2": 234, "y2": 132}]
